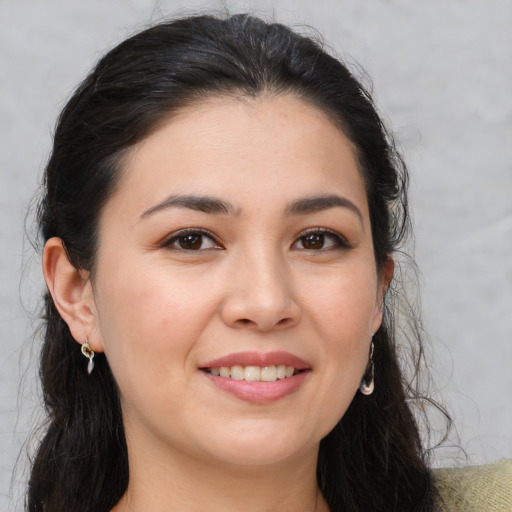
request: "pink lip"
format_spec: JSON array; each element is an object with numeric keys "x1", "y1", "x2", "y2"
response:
[
  {"x1": 199, "y1": 351, "x2": 312, "y2": 404},
  {"x1": 200, "y1": 351, "x2": 311, "y2": 370},
  {"x1": 202, "y1": 370, "x2": 310, "y2": 404}
]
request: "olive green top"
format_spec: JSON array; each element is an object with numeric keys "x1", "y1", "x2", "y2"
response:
[{"x1": 434, "y1": 459, "x2": 512, "y2": 512}]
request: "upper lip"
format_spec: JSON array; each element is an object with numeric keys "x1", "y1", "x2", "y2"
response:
[{"x1": 200, "y1": 351, "x2": 311, "y2": 370}]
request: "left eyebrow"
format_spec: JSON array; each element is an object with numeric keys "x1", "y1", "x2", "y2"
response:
[
  {"x1": 285, "y1": 194, "x2": 364, "y2": 227},
  {"x1": 140, "y1": 194, "x2": 238, "y2": 218}
]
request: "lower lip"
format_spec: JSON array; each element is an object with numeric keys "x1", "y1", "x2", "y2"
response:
[{"x1": 202, "y1": 370, "x2": 310, "y2": 404}]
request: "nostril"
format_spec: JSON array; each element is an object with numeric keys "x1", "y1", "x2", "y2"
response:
[{"x1": 234, "y1": 317, "x2": 294, "y2": 330}]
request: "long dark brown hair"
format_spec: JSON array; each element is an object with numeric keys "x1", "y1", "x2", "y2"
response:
[{"x1": 29, "y1": 13, "x2": 447, "y2": 512}]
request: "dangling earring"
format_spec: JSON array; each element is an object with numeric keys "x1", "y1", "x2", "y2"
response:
[
  {"x1": 81, "y1": 339, "x2": 95, "y2": 374},
  {"x1": 359, "y1": 340, "x2": 374, "y2": 395}
]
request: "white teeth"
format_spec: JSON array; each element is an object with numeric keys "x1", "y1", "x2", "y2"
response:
[
  {"x1": 231, "y1": 365, "x2": 244, "y2": 380},
  {"x1": 244, "y1": 366, "x2": 261, "y2": 381},
  {"x1": 261, "y1": 365, "x2": 277, "y2": 382},
  {"x1": 207, "y1": 365, "x2": 297, "y2": 381}
]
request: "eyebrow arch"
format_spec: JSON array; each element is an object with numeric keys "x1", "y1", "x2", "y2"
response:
[
  {"x1": 286, "y1": 194, "x2": 364, "y2": 226},
  {"x1": 140, "y1": 194, "x2": 238, "y2": 218}
]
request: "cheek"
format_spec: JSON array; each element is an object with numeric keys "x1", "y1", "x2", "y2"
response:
[
  {"x1": 299, "y1": 263, "x2": 378, "y2": 424},
  {"x1": 92, "y1": 261, "x2": 215, "y2": 390},
  {"x1": 303, "y1": 262, "x2": 379, "y2": 342}
]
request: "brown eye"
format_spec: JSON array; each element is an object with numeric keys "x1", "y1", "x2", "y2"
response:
[
  {"x1": 301, "y1": 233, "x2": 325, "y2": 250},
  {"x1": 292, "y1": 229, "x2": 348, "y2": 251},
  {"x1": 163, "y1": 230, "x2": 221, "y2": 251},
  {"x1": 178, "y1": 234, "x2": 203, "y2": 250}
]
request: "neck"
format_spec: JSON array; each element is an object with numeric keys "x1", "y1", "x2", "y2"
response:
[{"x1": 112, "y1": 434, "x2": 329, "y2": 512}]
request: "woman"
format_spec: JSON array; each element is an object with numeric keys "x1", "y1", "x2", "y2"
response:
[{"x1": 28, "y1": 13, "x2": 464, "y2": 512}]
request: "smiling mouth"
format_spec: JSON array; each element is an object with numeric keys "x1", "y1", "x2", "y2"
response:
[{"x1": 202, "y1": 365, "x2": 304, "y2": 382}]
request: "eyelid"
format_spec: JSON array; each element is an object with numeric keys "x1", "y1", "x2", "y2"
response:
[
  {"x1": 292, "y1": 227, "x2": 351, "y2": 249},
  {"x1": 161, "y1": 228, "x2": 223, "y2": 251}
]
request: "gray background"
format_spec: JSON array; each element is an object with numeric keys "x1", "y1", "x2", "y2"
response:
[{"x1": 1, "y1": 0, "x2": 511, "y2": 509}]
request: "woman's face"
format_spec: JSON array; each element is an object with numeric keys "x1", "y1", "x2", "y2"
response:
[{"x1": 88, "y1": 94, "x2": 389, "y2": 468}]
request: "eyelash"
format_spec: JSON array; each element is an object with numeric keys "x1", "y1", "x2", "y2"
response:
[
  {"x1": 161, "y1": 227, "x2": 350, "y2": 252},
  {"x1": 292, "y1": 228, "x2": 350, "y2": 251},
  {"x1": 161, "y1": 228, "x2": 222, "y2": 252}
]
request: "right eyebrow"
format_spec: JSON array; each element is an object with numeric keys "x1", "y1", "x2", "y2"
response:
[
  {"x1": 285, "y1": 194, "x2": 364, "y2": 228},
  {"x1": 139, "y1": 194, "x2": 238, "y2": 219}
]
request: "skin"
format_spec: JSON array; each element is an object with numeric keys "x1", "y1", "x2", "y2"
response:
[{"x1": 44, "y1": 94, "x2": 393, "y2": 512}]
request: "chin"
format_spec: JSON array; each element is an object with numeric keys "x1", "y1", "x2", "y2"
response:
[
  {"x1": 213, "y1": 444, "x2": 306, "y2": 468},
  {"x1": 199, "y1": 424, "x2": 319, "y2": 468}
]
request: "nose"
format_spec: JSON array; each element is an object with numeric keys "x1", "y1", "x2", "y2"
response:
[{"x1": 219, "y1": 251, "x2": 300, "y2": 332}]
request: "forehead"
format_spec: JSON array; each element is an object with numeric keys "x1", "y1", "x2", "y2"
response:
[{"x1": 107, "y1": 94, "x2": 368, "y2": 219}]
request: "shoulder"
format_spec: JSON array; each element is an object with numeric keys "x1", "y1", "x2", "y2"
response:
[{"x1": 433, "y1": 459, "x2": 512, "y2": 512}]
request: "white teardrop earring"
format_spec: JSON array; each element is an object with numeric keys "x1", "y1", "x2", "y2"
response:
[
  {"x1": 359, "y1": 339, "x2": 374, "y2": 395},
  {"x1": 81, "y1": 339, "x2": 95, "y2": 375}
]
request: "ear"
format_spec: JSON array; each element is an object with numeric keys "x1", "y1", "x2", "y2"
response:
[
  {"x1": 371, "y1": 255, "x2": 395, "y2": 334},
  {"x1": 42, "y1": 237, "x2": 101, "y2": 352}
]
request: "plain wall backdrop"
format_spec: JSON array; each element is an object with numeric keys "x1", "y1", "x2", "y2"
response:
[{"x1": 1, "y1": 0, "x2": 511, "y2": 509}]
